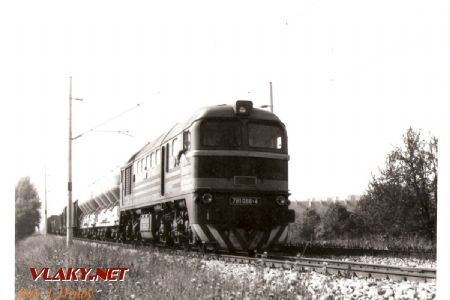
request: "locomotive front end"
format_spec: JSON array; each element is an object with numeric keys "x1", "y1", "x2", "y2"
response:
[{"x1": 188, "y1": 101, "x2": 294, "y2": 252}]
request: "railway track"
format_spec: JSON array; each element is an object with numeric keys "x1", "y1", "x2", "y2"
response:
[
  {"x1": 280, "y1": 244, "x2": 436, "y2": 259},
  {"x1": 220, "y1": 254, "x2": 435, "y2": 283},
  {"x1": 68, "y1": 236, "x2": 435, "y2": 283}
]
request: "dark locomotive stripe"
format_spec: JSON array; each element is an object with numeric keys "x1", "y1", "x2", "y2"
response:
[
  {"x1": 189, "y1": 150, "x2": 289, "y2": 160},
  {"x1": 231, "y1": 228, "x2": 248, "y2": 250},
  {"x1": 199, "y1": 224, "x2": 216, "y2": 243},
  {"x1": 256, "y1": 230, "x2": 272, "y2": 250},
  {"x1": 216, "y1": 228, "x2": 235, "y2": 251},
  {"x1": 248, "y1": 229, "x2": 256, "y2": 240}
]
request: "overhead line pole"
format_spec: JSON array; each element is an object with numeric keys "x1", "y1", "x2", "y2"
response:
[
  {"x1": 44, "y1": 166, "x2": 47, "y2": 236},
  {"x1": 66, "y1": 77, "x2": 136, "y2": 247},
  {"x1": 269, "y1": 81, "x2": 274, "y2": 113},
  {"x1": 67, "y1": 76, "x2": 73, "y2": 247},
  {"x1": 67, "y1": 77, "x2": 83, "y2": 247}
]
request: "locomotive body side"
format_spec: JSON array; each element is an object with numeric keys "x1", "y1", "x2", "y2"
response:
[
  {"x1": 119, "y1": 101, "x2": 294, "y2": 251},
  {"x1": 49, "y1": 101, "x2": 294, "y2": 252}
]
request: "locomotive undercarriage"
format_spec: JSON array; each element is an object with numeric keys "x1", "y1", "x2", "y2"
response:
[{"x1": 119, "y1": 200, "x2": 196, "y2": 248}]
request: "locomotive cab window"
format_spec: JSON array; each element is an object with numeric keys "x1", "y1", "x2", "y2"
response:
[
  {"x1": 183, "y1": 130, "x2": 191, "y2": 151},
  {"x1": 201, "y1": 120, "x2": 241, "y2": 147},
  {"x1": 248, "y1": 123, "x2": 283, "y2": 150}
]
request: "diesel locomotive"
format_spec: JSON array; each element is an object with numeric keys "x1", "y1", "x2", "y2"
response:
[{"x1": 48, "y1": 100, "x2": 295, "y2": 252}]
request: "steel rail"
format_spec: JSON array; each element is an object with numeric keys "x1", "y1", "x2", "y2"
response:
[
  {"x1": 218, "y1": 254, "x2": 435, "y2": 282},
  {"x1": 68, "y1": 236, "x2": 435, "y2": 283}
]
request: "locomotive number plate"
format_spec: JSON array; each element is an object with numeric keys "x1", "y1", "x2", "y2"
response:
[{"x1": 230, "y1": 196, "x2": 259, "y2": 205}]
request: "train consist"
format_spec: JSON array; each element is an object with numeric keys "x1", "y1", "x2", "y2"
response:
[{"x1": 48, "y1": 100, "x2": 295, "y2": 252}]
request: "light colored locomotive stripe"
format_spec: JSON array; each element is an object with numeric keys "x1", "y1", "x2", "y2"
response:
[
  {"x1": 263, "y1": 226, "x2": 281, "y2": 248},
  {"x1": 266, "y1": 226, "x2": 286, "y2": 249},
  {"x1": 132, "y1": 190, "x2": 161, "y2": 202},
  {"x1": 165, "y1": 172, "x2": 181, "y2": 179},
  {"x1": 133, "y1": 186, "x2": 160, "y2": 198},
  {"x1": 133, "y1": 180, "x2": 153, "y2": 190},
  {"x1": 248, "y1": 231, "x2": 265, "y2": 250},
  {"x1": 199, "y1": 224, "x2": 217, "y2": 243},
  {"x1": 165, "y1": 174, "x2": 181, "y2": 183},
  {"x1": 206, "y1": 225, "x2": 227, "y2": 249},
  {"x1": 134, "y1": 170, "x2": 178, "y2": 184},
  {"x1": 191, "y1": 224, "x2": 209, "y2": 242},
  {"x1": 277, "y1": 226, "x2": 288, "y2": 243},
  {"x1": 133, "y1": 181, "x2": 159, "y2": 194}
]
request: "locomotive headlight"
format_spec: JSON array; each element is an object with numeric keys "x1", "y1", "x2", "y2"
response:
[
  {"x1": 275, "y1": 195, "x2": 289, "y2": 206},
  {"x1": 201, "y1": 193, "x2": 213, "y2": 204}
]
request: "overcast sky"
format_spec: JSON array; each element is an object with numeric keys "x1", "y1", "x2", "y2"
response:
[{"x1": 8, "y1": 0, "x2": 447, "y2": 217}]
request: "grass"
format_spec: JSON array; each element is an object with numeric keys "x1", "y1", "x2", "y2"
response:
[
  {"x1": 16, "y1": 235, "x2": 436, "y2": 299},
  {"x1": 15, "y1": 235, "x2": 318, "y2": 300}
]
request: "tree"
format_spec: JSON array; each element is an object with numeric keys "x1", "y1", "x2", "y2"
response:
[
  {"x1": 356, "y1": 128, "x2": 437, "y2": 240},
  {"x1": 320, "y1": 202, "x2": 352, "y2": 239},
  {"x1": 299, "y1": 208, "x2": 321, "y2": 241},
  {"x1": 15, "y1": 177, "x2": 41, "y2": 240}
]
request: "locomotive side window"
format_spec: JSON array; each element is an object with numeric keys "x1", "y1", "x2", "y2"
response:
[
  {"x1": 183, "y1": 131, "x2": 191, "y2": 151},
  {"x1": 150, "y1": 152, "x2": 155, "y2": 168},
  {"x1": 201, "y1": 120, "x2": 241, "y2": 147},
  {"x1": 172, "y1": 138, "x2": 180, "y2": 157},
  {"x1": 248, "y1": 123, "x2": 283, "y2": 150},
  {"x1": 137, "y1": 160, "x2": 140, "y2": 175},
  {"x1": 166, "y1": 143, "x2": 170, "y2": 172},
  {"x1": 145, "y1": 155, "x2": 149, "y2": 170},
  {"x1": 124, "y1": 166, "x2": 132, "y2": 196}
]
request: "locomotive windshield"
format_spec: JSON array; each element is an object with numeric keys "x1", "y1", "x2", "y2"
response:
[
  {"x1": 248, "y1": 122, "x2": 283, "y2": 150},
  {"x1": 201, "y1": 120, "x2": 242, "y2": 147},
  {"x1": 201, "y1": 119, "x2": 284, "y2": 151}
]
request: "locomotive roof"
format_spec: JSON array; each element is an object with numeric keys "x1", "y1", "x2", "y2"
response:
[{"x1": 127, "y1": 102, "x2": 283, "y2": 164}]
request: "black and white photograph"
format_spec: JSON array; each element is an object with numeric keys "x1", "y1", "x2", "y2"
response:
[{"x1": 8, "y1": 0, "x2": 449, "y2": 299}]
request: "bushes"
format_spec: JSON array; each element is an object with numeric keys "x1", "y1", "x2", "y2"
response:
[
  {"x1": 15, "y1": 177, "x2": 41, "y2": 240},
  {"x1": 290, "y1": 129, "x2": 436, "y2": 250}
]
